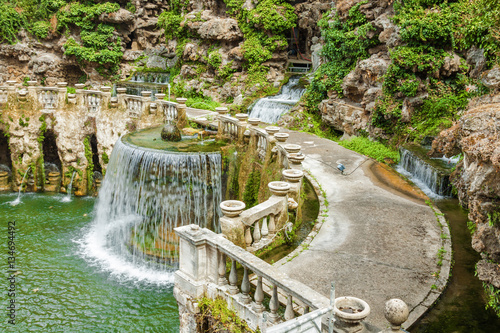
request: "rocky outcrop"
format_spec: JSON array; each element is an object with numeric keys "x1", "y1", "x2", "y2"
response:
[{"x1": 432, "y1": 94, "x2": 500, "y2": 284}]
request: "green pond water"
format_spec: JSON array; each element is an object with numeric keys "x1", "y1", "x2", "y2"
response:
[
  {"x1": 123, "y1": 126, "x2": 225, "y2": 153},
  {"x1": 410, "y1": 199, "x2": 500, "y2": 333},
  {"x1": 0, "y1": 193, "x2": 179, "y2": 332}
]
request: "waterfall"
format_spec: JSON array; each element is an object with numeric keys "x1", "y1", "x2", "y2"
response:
[
  {"x1": 396, "y1": 147, "x2": 455, "y2": 198},
  {"x1": 61, "y1": 171, "x2": 76, "y2": 202},
  {"x1": 81, "y1": 139, "x2": 222, "y2": 282},
  {"x1": 248, "y1": 76, "x2": 305, "y2": 124},
  {"x1": 10, "y1": 166, "x2": 30, "y2": 206}
]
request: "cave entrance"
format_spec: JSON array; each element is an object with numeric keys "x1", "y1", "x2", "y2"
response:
[
  {"x1": 42, "y1": 130, "x2": 61, "y2": 172},
  {"x1": 64, "y1": 65, "x2": 86, "y2": 85},
  {"x1": 89, "y1": 134, "x2": 102, "y2": 174},
  {"x1": 0, "y1": 131, "x2": 12, "y2": 174},
  {"x1": 287, "y1": 27, "x2": 309, "y2": 60}
]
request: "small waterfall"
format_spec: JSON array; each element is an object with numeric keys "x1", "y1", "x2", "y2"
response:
[
  {"x1": 81, "y1": 139, "x2": 222, "y2": 282},
  {"x1": 62, "y1": 171, "x2": 76, "y2": 202},
  {"x1": 115, "y1": 72, "x2": 171, "y2": 101},
  {"x1": 10, "y1": 167, "x2": 31, "y2": 206},
  {"x1": 248, "y1": 76, "x2": 306, "y2": 124},
  {"x1": 396, "y1": 147, "x2": 455, "y2": 198}
]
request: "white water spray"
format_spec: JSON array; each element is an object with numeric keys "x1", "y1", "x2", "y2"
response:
[
  {"x1": 10, "y1": 167, "x2": 31, "y2": 206},
  {"x1": 62, "y1": 171, "x2": 76, "y2": 203},
  {"x1": 248, "y1": 76, "x2": 305, "y2": 124}
]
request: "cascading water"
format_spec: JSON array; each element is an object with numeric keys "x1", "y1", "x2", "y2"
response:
[
  {"x1": 116, "y1": 72, "x2": 171, "y2": 101},
  {"x1": 61, "y1": 171, "x2": 76, "y2": 202},
  {"x1": 81, "y1": 137, "x2": 222, "y2": 283},
  {"x1": 10, "y1": 166, "x2": 30, "y2": 206},
  {"x1": 396, "y1": 147, "x2": 457, "y2": 198},
  {"x1": 248, "y1": 76, "x2": 306, "y2": 124}
]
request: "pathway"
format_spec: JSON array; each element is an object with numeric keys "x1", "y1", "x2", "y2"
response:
[{"x1": 186, "y1": 109, "x2": 448, "y2": 329}]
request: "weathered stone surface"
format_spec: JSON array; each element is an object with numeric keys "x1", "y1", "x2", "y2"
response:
[
  {"x1": 476, "y1": 260, "x2": 500, "y2": 289},
  {"x1": 482, "y1": 66, "x2": 500, "y2": 89},
  {"x1": 198, "y1": 18, "x2": 243, "y2": 41},
  {"x1": 161, "y1": 121, "x2": 182, "y2": 141},
  {"x1": 146, "y1": 55, "x2": 167, "y2": 70},
  {"x1": 319, "y1": 98, "x2": 368, "y2": 135},
  {"x1": 467, "y1": 47, "x2": 486, "y2": 79},
  {"x1": 99, "y1": 8, "x2": 134, "y2": 24},
  {"x1": 440, "y1": 53, "x2": 463, "y2": 77}
]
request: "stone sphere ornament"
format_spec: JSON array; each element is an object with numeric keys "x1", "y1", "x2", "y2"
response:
[
  {"x1": 384, "y1": 298, "x2": 409, "y2": 330},
  {"x1": 161, "y1": 121, "x2": 182, "y2": 142}
]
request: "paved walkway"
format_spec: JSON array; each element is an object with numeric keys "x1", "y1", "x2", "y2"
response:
[{"x1": 186, "y1": 110, "x2": 448, "y2": 329}]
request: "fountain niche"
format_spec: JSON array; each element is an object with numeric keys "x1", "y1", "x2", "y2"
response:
[
  {"x1": 90, "y1": 125, "x2": 224, "y2": 273},
  {"x1": 0, "y1": 130, "x2": 12, "y2": 191}
]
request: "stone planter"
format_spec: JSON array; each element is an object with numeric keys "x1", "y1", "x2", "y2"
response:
[
  {"x1": 282, "y1": 169, "x2": 304, "y2": 183},
  {"x1": 176, "y1": 97, "x2": 188, "y2": 104},
  {"x1": 268, "y1": 181, "x2": 290, "y2": 196},
  {"x1": 274, "y1": 133, "x2": 289, "y2": 143},
  {"x1": 116, "y1": 87, "x2": 127, "y2": 94},
  {"x1": 155, "y1": 93, "x2": 166, "y2": 100},
  {"x1": 265, "y1": 126, "x2": 280, "y2": 136},
  {"x1": 215, "y1": 107, "x2": 229, "y2": 115},
  {"x1": 334, "y1": 296, "x2": 370, "y2": 332},
  {"x1": 140, "y1": 90, "x2": 152, "y2": 98},
  {"x1": 235, "y1": 113, "x2": 248, "y2": 122},
  {"x1": 67, "y1": 93, "x2": 76, "y2": 99},
  {"x1": 220, "y1": 200, "x2": 246, "y2": 217},
  {"x1": 248, "y1": 118, "x2": 260, "y2": 126},
  {"x1": 288, "y1": 153, "x2": 305, "y2": 165},
  {"x1": 101, "y1": 86, "x2": 112, "y2": 93},
  {"x1": 57, "y1": 82, "x2": 68, "y2": 88},
  {"x1": 284, "y1": 144, "x2": 301, "y2": 154},
  {"x1": 75, "y1": 84, "x2": 85, "y2": 89},
  {"x1": 17, "y1": 90, "x2": 28, "y2": 101}
]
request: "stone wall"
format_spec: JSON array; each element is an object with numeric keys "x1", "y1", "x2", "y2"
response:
[{"x1": 0, "y1": 82, "x2": 169, "y2": 195}]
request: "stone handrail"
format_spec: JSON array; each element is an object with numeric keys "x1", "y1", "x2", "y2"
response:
[
  {"x1": 219, "y1": 114, "x2": 241, "y2": 140},
  {"x1": 254, "y1": 127, "x2": 269, "y2": 161},
  {"x1": 0, "y1": 81, "x2": 186, "y2": 128},
  {"x1": 175, "y1": 224, "x2": 331, "y2": 331}
]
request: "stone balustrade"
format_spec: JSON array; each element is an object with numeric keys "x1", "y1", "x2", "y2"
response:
[
  {"x1": 174, "y1": 224, "x2": 332, "y2": 332},
  {"x1": 0, "y1": 81, "x2": 184, "y2": 128},
  {"x1": 175, "y1": 224, "x2": 411, "y2": 333}
]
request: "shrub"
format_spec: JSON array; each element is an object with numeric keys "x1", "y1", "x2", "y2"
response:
[{"x1": 339, "y1": 136, "x2": 400, "y2": 163}]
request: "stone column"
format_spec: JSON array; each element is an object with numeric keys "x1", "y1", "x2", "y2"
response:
[
  {"x1": 176, "y1": 97, "x2": 188, "y2": 128},
  {"x1": 116, "y1": 87, "x2": 127, "y2": 109},
  {"x1": 215, "y1": 106, "x2": 229, "y2": 138},
  {"x1": 57, "y1": 82, "x2": 67, "y2": 110},
  {"x1": 219, "y1": 200, "x2": 246, "y2": 248}
]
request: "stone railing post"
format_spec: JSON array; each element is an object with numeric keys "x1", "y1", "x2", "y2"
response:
[
  {"x1": 176, "y1": 97, "x2": 187, "y2": 128},
  {"x1": 216, "y1": 107, "x2": 229, "y2": 138},
  {"x1": 175, "y1": 224, "x2": 209, "y2": 298},
  {"x1": 267, "y1": 181, "x2": 291, "y2": 231},
  {"x1": 6, "y1": 80, "x2": 17, "y2": 95},
  {"x1": 140, "y1": 90, "x2": 151, "y2": 115},
  {"x1": 219, "y1": 200, "x2": 246, "y2": 248},
  {"x1": 284, "y1": 144, "x2": 304, "y2": 170},
  {"x1": 100, "y1": 86, "x2": 112, "y2": 109},
  {"x1": 235, "y1": 113, "x2": 248, "y2": 143},
  {"x1": 57, "y1": 82, "x2": 67, "y2": 109},
  {"x1": 116, "y1": 87, "x2": 127, "y2": 109},
  {"x1": 74, "y1": 84, "x2": 85, "y2": 109},
  {"x1": 27, "y1": 81, "x2": 37, "y2": 104},
  {"x1": 282, "y1": 169, "x2": 304, "y2": 204}
]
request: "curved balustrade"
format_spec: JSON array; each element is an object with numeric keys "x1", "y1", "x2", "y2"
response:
[
  {"x1": 175, "y1": 224, "x2": 331, "y2": 331},
  {"x1": 0, "y1": 81, "x2": 184, "y2": 127}
]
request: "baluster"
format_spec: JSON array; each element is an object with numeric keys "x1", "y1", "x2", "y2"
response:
[
  {"x1": 253, "y1": 220, "x2": 261, "y2": 243},
  {"x1": 254, "y1": 275, "x2": 264, "y2": 313},
  {"x1": 261, "y1": 216, "x2": 269, "y2": 238},
  {"x1": 228, "y1": 258, "x2": 239, "y2": 295},
  {"x1": 245, "y1": 227, "x2": 253, "y2": 247},
  {"x1": 268, "y1": 214, "x2": 276, "y2": 234},
  {"x1": 269, "y1": 284, "x2": 279, "y2": 324},
  {"x1": 240, "y1": 266, "x2": 251, "y2": 304},
  {"x1": 285, "y1": 294, "x2": 295, "y2": 321},
  {"x1": 218, "y1": 251, "x2": 227, "y2": 286}
]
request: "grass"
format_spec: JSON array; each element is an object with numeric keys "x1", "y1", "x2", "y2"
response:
[
  {"x1": 185, "y1": 96, "x2": 221, "y2": 111},
  {"x1": 338, "y1": 136, "x2": 400, "y2": 163}
]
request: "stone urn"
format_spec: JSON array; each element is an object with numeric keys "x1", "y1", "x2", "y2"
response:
[
  {"x1": 274, "y1": 133, "x2": 289, "y2": 143},
  {"x1": 265, "y1": 126, "x2": 280, "y2": 136},
  {"x1": 215, "y1": 107, "x2": 229, "y2": 115},
  {"x1": 284, "y1": 144, "x2": 301, "y2": 154},
  {"x1": 161, "y1": 121, "x2": 182, "y2": 142},
  {"x1": 248, "y1": 118, "x2": 260, "y2": 126},
  {"x1": 282, "y1": 169, "x2": 304, "y2": 183},
  {"x1": 334, "y1": 296, "x2": 371, "y2": 333},
  {"x1": 288, "y1": 153, "x2": 305, "y2": 165},
  {"x1": 268, "y1": 181, "x2": 290, "y2": 196},
  {"x1": 235, "y1": 113, "x2": 249, "y2": 122},
  {"x1": 220, "y1": 200, "x2": 246, "y2": 217},
  {"x1": 116, "y1": 87, "x2": 127, "y2": 94}
]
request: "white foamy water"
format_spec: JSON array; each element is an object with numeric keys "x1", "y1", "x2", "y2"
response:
[
  {"x1": 248, "y1": 76, "x2": 305, "y2": 124},
  {"x1": 79, "y1": 139, "x2": 222, "y2": 284}
]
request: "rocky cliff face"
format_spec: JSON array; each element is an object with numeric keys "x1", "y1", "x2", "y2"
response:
[{"x1": 432, "y1": 90, "x2": 500, "y2": 287}]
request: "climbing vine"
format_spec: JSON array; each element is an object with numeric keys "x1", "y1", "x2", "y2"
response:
[{"x1": 83, "y1": 136, "x2": 93, "y2": 191}]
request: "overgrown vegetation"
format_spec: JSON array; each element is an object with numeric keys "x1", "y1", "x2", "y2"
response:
[
  {"x1": 338, "y1": 136, "x2": 400, "y2": 163},
  {"x1": 197, "y1": 297, "x2": 257, "y2": 333}
]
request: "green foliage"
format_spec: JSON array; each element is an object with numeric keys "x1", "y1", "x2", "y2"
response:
[
  {"x1": 0, "y1": 1, "x2": 26, "y2": 43},
  {"x1": 157, "y1": 11, "x2": 184, "y2": 40},
  {"x1": 484, "y1": 282, "x2": 500, "y2": 318},
  {"x1": 338, "y1": 136, "x2": 400, "y2": 163},
  {"x1": 243, "y1": 169, "x2": 261, "y2": 208},
  {"x1": 488, "y1": 210, "x2": 500, "y2": 227},
  {"x1": 66, "y1": 87, "x2": 76, "y2": 94},
  {"x1": 207, "y1": 50, "x2": 222, "y2": 69},
  {"x1": 197, "y1": 297, "x2": 256, "y2": 333},
  {"x1": 247, "y1": 0, "x2": 296, "y2": 35},
  {"x1": 185, "y1": 95, "x2": 221, "y2": 111},
  {"x1": 125, "y1": 2, "x2": 136, "y2": 14},
  {"x1": 304, "y1": 1, "x2": 377, "y2": 111},
  {"x1": 31, "y1": 20, "x2": 50, "y2": 39},
  {"x1": 101, "y1": 151, "x2": 109, "y2": 164}
]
